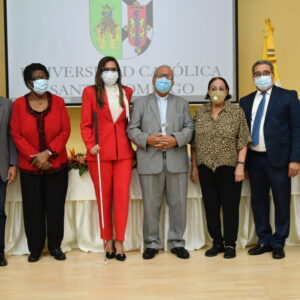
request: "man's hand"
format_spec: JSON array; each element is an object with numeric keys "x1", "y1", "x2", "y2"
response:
[
  {"x1": 147, "y1": 134, "x2": 163, "y2": 147},
  {"x1": 288, "y1": 162, "x2": 300, "y2": 177},
  {"x1": 30, "y1": 151, "x2": 51, "y2": 169},
  {"x1": 7, "y1": 166, "x2": 18, "y2": 184},
  {"x1": 160, "y1": 136, "x2": 177, "y2": 149}
]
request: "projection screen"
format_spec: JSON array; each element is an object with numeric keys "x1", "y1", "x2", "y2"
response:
[{"x1": 5, "y1": 0, "x2": 237, "y2": 105}]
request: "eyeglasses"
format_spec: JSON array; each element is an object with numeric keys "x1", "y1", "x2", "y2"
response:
[
  {"x1": 253, "y1": 70, "x2": 272, "y2": 77},
  {"x1": 102, "y1": 68, "x2": 118, "y2": 72},
  {"x1": 154, "y1": 73, "x2": 173, "y2": 80}
]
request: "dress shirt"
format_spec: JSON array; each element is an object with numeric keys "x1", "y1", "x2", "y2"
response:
[
  {"x1": 250, "y1": 88, "x2": 272, "y2": 152},
  {"x1": 156, "y1": 94, "x2": 168, "y2": 134}
]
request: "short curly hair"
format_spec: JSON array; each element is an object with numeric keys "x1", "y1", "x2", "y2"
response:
[{"x1": 23, "y1": 63, "x2": 49, "y2": 88}]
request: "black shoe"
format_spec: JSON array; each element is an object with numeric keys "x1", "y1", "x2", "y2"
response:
[
  {"x1": 224, "y1": 246, "x2": 236, "y2": 259},
  {"x1": 171, "y1": 247, "x2": 190, "y2": 259},
  {"x1": 50, "y1": 248, "x2": 66, "y2": 260},
  {"x1": 143, "y1": 248, "x2": 159, "y2": 259},
  {"x1": 105, "y1": 241, "x2": 116, "y2": 259},
  {"x1": 116, "y1": 253, "x2": 126, "y2": 261},
  {"x1": 272, "y1": 248, "x2": 285, "y2": 259},
  {"x1": 0, "y1": 254, "x2": 7, "y2": 267},
  {"x1": 106, "y1": 251, "x2": 116, "y2": 259},
  {"x1": 205, "y1": 244, "x2": 225, "y2": 257},
  {"x1": 28, "y1": 252, "x2": 41, "y2": 262},
  {"x1": 248, "y1": 244, "x2": 272, "y2": 255}
]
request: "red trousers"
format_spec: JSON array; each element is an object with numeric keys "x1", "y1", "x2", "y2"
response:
[{"x1": 88, "y1": 159, "x2": 132, "y2": 241}]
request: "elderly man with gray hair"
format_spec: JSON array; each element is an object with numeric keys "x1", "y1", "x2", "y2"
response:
[
  {"x1": 127, "y1": 65, "x2": 194, "y2": 259},
  {"x1": 0, "y1": 96, "x2": 17, "y2": 266}
]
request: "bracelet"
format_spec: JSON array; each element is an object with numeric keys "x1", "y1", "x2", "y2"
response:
[
  {"x1": 237, "y1": 161, "x2": 245, "y2": 165},
  {"x1": 45, "y1": 149, "x2": 52, "y2": 156}
]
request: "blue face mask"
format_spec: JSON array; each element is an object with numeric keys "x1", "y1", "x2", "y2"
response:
[
  {"x1": 254, "y1": 76, "x2": 272, "y2": 91},
  {"x1": 33, "y1": 79, "x2": 48, "y2": 94},
  {"x1": 155, "y1": 78, "x2": 172, "y2": 94}
]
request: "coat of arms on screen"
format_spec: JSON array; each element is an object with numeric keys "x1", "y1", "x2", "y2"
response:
[{"x1": 89, "y1": 0, "x2": 153, "y2": 59}]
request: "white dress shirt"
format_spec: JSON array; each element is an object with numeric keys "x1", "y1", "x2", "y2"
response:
[
  {"x1": 105, "y1": 85, "x2": 129, "y2": 123},
  {"x1": 156, "y1": 94, "x2": 168, "y2": 134},
  {"x1": 250, "y1": 88, "x2": 272, "y2": 152}
]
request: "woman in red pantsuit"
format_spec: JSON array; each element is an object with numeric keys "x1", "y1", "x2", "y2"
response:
[{"x1": 80, "y1": 56, "x2": 134, "y2": 261}]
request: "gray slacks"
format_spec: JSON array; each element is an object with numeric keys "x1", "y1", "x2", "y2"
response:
[{"x1": 139, "y1": 160, "x2": 188, "y2": 249}]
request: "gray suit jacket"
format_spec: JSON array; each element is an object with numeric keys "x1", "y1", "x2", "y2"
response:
[
  {"x1": 0, "y1": 97, "x2": 17, "y2": 181},
  {"x1": 127, "y1": 93, "x2": 194, "y2": 174}
]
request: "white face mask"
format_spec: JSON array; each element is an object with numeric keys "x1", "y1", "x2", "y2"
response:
[
  {"x1": 101, "y1": 71, "x2": 119, "y2": 86},
  {"x1": 32, "y1": 79, "x2": 48, "y2": 94}
]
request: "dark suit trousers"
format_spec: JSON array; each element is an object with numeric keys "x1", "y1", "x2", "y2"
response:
[
  {"x1": 198, "y1": 165, "x2": 242, "y2": 247},
  {"x1": 247, "y1": 151, "x2": 291, "y2": 248},
  {"x1": 20, "y1": 168, "x2": 68, "y2": 254},
  {"x1": 0, "y1": 178, "x2": 7, "y2": 254}
]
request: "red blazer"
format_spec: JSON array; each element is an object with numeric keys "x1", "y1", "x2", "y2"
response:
[
  {"x1": 81, "y1": 85, "x2": 134, "y2": 161},
  {"x1": 10, "y1": 93, "x2": 71, "y2": 173}
]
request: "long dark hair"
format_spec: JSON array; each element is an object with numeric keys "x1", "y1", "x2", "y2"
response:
[
  {"x1": 204, "y1": 77, "x2": 232, "y2": 100},
  {"x1": 94, "y1": 56, "x2": 124, "y2": 107}
]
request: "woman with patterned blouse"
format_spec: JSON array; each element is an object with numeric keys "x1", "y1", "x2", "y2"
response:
[{"x1": 190, "y1": 77, "x2": 251, "y2": 259}]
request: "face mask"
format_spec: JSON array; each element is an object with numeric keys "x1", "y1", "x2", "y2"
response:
[
  {"x1": 254, "y1": 76, "x2": 273, "y2": 91},
  {"x1": 155, "y1": 78, "x2": 172, "y2": 94},
  {"x1": 209, "y1": 90, "x2": 226, "y2": 105},
  {"x1": 102, "y1": 71, "x2": 118, "y2": 86},
  {"x1": 32, "y1": 79, "x2": 48, "y2": 95}
]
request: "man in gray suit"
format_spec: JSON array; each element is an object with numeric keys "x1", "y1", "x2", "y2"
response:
[
  {"x1": 0, "y1": 96, "x2": 17, "y2": 266},
  {"x1": 127, "y1": 65, "x2": 194, "y2": 259}
]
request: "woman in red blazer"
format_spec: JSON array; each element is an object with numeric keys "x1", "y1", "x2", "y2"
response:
[
  {"x1": 10, "y1": 63, "x2": 70, "y2": 263},
  {"x1": 81, "y1": 56, "x2": 134, "y2": 261}
]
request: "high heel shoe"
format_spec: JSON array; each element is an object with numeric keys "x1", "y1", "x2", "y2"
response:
[
  {"x1": 114, "y1": 240, "x2": 126, "y2": 261},
  {"x1": 105, "y1": 241, "x2": 116, "y2": 259},
  {"x1": 115, "y1": 253, "x2": 126, "y2": 261},
  {"x1": 106, "y1": 251, "x2": 116, "y2": 259}
]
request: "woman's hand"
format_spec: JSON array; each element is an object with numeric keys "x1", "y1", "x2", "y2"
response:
[
  {"x1": 190, "y1": 166, "x2": 199, "y2": 184},
  {"x1": 30, "y1": 151, "x2": 51, "y2": 169},
  {"x1": 90, "y1": 144, "x2": 100, "y2": 155},
  {"x1": 39, "y1": 161, "x2": 53, "y2": 171},
  {"x1": 235, "y1": 164, "x2": 245, "y2": 182}
]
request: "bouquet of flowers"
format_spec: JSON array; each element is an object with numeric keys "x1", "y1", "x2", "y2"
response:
[{"x1": 68, "y1": 148, "x2": 88, "y2": 176}]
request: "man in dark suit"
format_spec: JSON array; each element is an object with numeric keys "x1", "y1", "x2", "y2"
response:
[
  {"x1": 0, "y1": 96, "x2": 17, "y2": 266},
  {"x1": 239, "y1": 60, "x2": 300, "y2": 259}
]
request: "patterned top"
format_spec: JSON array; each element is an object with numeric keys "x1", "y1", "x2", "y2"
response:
[{"x1": 191, "y1": 101, "x2": 251, "y2": 171}]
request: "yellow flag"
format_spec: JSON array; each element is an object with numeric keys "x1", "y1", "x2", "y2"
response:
[{"x1": 262, "y1": 19, "x2": 281, "y2": 86}]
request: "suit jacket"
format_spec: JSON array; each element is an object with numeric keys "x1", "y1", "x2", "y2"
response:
[
  {"x1": 0, "y1": 97, "x2": 17, "y2": 181},
  {"x1": 10, "y1": 93, "x2": 70, "y2": 173},
  {"x1": 81, "y1": 85, "x2": 134, "y2": 162},
  {"x1": 239, "y1": 85, "x2": 300, "y2": 167},
  {"x1": 127, "y1": 93, "x2": 194, "y2": 174}
]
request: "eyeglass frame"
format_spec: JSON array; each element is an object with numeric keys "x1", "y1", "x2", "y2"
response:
[{"x1": 253, "y1": 70, "x2": 273, "y2": 78}]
